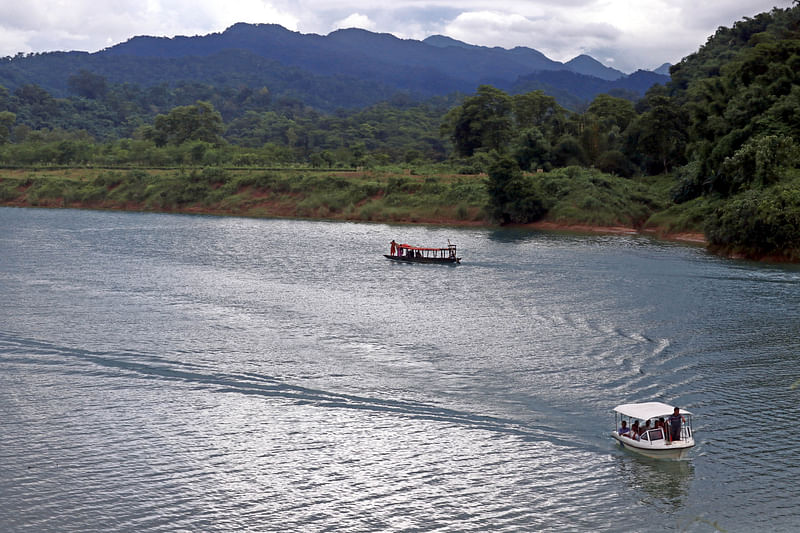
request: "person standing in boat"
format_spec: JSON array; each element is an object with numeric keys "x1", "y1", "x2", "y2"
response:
[
  {"x1": 390, "y1": 240, "x2": 397, "y2": 256},
  {"x1": 668, "y1": 407, "x2": 685, "y2": 442}
]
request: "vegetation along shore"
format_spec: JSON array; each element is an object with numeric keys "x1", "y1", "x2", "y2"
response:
[
  {"x1": 1, "y1": 5, "x2": 799, "y2": 260},
  {"x1": 0, "y1": 165, "x2": 707, "y2": 245}
]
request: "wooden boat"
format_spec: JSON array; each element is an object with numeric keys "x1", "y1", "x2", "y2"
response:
[
  {"x1": 385, "y1": 240, "x2": 461, "y2": 264},
  {"x1": 611, "y1": 402, "x2": 695, "y2": 460}
]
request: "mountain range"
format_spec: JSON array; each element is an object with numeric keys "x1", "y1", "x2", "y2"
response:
[{"x1": 0, "y1": 23, "x2": 669, "y2": 111}]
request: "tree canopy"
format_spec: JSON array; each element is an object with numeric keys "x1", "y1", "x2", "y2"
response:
[{"x1": 144, "y1": 101, "x2": 224, "y2": 147}]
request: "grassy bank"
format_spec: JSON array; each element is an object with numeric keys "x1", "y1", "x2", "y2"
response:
[
  {"x1": 0, "y1": 166, "x2": 707, "y2": 242},
  {"x1": 0, "y1": 167, "x2": 489, "y2": 225}
]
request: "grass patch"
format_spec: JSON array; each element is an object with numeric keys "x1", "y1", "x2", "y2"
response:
[
  {"x1": 534, "y1": 167, "x2": 668, "y2": 227},
  {"x1": 644, "y1": 196, "x2": 718, "y2": 234}
]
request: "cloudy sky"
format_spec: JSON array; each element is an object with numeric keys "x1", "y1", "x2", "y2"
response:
[{"x1": 0, "y1": 0, "x2": 794, "y2": 72}]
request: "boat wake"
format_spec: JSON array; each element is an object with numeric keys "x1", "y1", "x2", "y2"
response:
[{"x1": 0, "y1": 332, "x2": 580, "y2": 449}]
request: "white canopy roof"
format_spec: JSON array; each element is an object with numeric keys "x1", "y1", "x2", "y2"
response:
[{"x1": 613, "y1": 402, "x2": 692, "y2": 420}]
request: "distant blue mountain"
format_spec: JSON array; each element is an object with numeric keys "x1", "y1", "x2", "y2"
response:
[
  {"x1": 0, "y1": 23, "x2": 669, "y2": 111},
  {"x1": 423, "y1": 35, "x2": 482, "y2": 50},
  {"x1": 513, "y1": 69, "x2": 669, "y2": 108},
  {"x1": 564, "y1": 55, "x2": 625, "y2": 81},
  {"x1": 653, "y1": 63, "x2": 672, "y2": 76},
  {"x1": 102, "y1": 23, "x2": 573, "y2": 93}
]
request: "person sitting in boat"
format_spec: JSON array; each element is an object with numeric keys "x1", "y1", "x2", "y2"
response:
[
  {"x1": 631, "y1": 420, "x2": 641, "y2": 440},
  {"x1": 618, "y1": 420, "x2": 631, "y2": 437},
  {"x1": 655, "y1": 417, "x2": 667, "y2": 438},
  {"x1": 641, "y1": 419, "x2": 652, "y2": 437},
  {"x1": 668, "y1": 407, "x2": 685, "y2": 442}
]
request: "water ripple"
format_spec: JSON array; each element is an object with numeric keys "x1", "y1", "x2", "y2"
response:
[{"x1": 3, "y1": 209, "x2": 800, "y2": 531}]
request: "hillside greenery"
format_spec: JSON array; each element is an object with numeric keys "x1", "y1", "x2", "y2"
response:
[{"x1": 1, "y1": 4, "x2": 800, "y2": 260}]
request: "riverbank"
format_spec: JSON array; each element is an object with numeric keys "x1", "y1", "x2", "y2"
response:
[
  {"x1": 0, "y1": 195, "x2": 708, "y2": 247},
  {"x1": 0, "y1": 166, "x2": 711, "y2": 247}
]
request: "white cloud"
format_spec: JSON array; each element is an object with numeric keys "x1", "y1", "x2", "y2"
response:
[
  {"x1": 672, "y1": 0, "x2": 788, "y2": 30},
  {"x1": 196, "y1": 0, "x2": 300, "y2": 32},
  {"x1": 444, "y1": 11, "x2": 540, "y2": 44},
  {"x1": 0, "y1": 0, "x2": 300, "y2": 55},
  {"x1": 0, "y1": 25, "x2": 35, "y2": 55},
  {"x1": 443, "y1": 10, "x2": 620, "y2": 65},
  {"x1": 333, "y1": 13, "x2": 377, "y2": 31}
]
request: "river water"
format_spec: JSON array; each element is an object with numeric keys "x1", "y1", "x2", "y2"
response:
[{"x1": 1, "y1": 207, "x2": 799, "y2": 532}]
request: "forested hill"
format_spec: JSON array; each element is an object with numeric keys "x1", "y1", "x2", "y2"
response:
[
  {"x1": 660, "y1": 4, "x2": 800, "y2": 258},
  {"x1": 0, "y1": 23, "x2": 666, "y2": 111}
]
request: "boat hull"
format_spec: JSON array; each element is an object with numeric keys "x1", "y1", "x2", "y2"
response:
[
  {"x1": 384, "y1": 254, "x2": 460, "y2": 264},
  {"x1": 612, "y1": 432, "x2": 694, "y2": 460}
]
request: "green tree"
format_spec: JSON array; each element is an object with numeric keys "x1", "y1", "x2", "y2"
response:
[
  {"x1": 67, "y1": 70, "x2": 109, "y2": 99},
  {"x1": 512, "y1": 127, "x2": 552, "y2": 171},
  {"x1": 14, "y1": 84, "x2": 55, "y2": 107},
  {"x1": 0, "y1": 111, "x2": 15, "y2": 144},
  {"x1": 717, "y1": 134, "x2": 800, "y2": 193},
  {"x1": 705, "y1": 182, "x2": 800, "y2": 260},
  {"x1": 147, "y1": 101, "x2": 224, "y2": 147},
  {"x1": 552, "y1": 135, "x2": 588, "y2": 167},
  {"x1": 586, "y1": 94, "x2": 636, "y2": 132},
  {"x1": 441, "y1": 85, "x2": 512, "y2": 157},
  {"x1": 512, "y1": 90, "x2": 565, "y2": 134},
  {"x1": 572, "y1": 95, "x2": 639, "y2": 175},
  {"x1": 0, "y1": 85, "x2": 9, "y2": 110},
  {"x1": 486, "y1": 156, "x2": 546, "y2": 223},
  {"x1": 630, "y1": 94, "x2": 688, "y2": 174}
]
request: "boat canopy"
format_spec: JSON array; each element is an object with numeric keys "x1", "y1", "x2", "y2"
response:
[
  {"x1": 613, "y1": 402, "x2": 692, "y2": 420},
  {"x1": 397, "y1": 243, "x2": 454, "y2": 252}
]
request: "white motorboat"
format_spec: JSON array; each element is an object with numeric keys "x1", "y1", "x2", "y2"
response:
[{"x1": 611, "y1": 402, "x2": 695, "y2": 460}]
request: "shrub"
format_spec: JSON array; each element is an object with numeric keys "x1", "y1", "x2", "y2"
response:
[
  {"x1": 671, "y1": 161, "x2": 704, "y2": 204},
  {"x1": 705, "y1": 179, "x2": 800, "y2": 259},
  {"x1": 596, "y1": 150, "x2": 636, "y2": 177},
  {"x1": 716, "y1": 134, "x2": 800, "y2": 194}
]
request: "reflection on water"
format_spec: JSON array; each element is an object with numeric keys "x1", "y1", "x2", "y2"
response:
[
  {"x1": 487, "y1": 228, "x2": 544, "y2": 244},
  {"x1": 613, "y1": 452, "x2": 694, "y2": 508}
]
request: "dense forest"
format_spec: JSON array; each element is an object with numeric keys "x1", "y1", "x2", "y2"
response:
[{"x1": 1, "y1": 4, "x2": 799, "y2": 260}]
